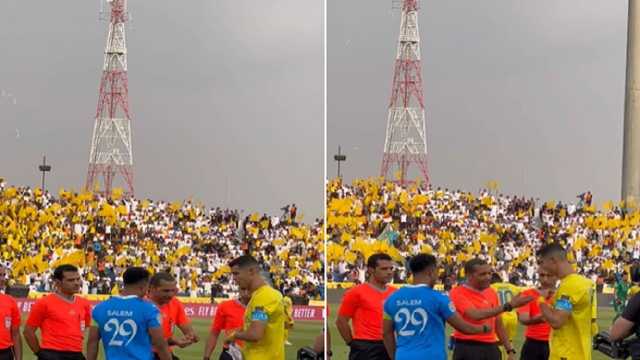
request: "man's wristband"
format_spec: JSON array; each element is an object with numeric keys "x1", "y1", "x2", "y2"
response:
[{"x1": 502, "y1": 303, "x2": 513, "y2": 312}]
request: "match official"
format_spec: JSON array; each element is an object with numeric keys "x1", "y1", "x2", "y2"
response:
[
  {"x1": 336, "y1": 253, "x2": 396, "y2": 360},
  {"x1": 538, "y1": 243, "x2": 595, "y2": 360},
  {"x1": 517, "y1": 267, "x2": 556, "y2": 360},
  {"x1": 148, "y1": 272, "x2": 199, "y2": 359},
  {"x1": 450, "y1": 259, "x2": 532, "y2": 360},
  {"x1": 225, "y1": 255, "x2": 285, "y2": 360},
  {"x1": 24, "y1": 264, "x2": 91, "y2": 360},
  {"x1": 0, "y1": 266, "x2": 21, "y2": 360}
]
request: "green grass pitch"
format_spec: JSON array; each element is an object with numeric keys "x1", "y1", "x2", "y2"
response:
[{"x1": 328, "y1": 303, "x2": 618, "y2": 360}]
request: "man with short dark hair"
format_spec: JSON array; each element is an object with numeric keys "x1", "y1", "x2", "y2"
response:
[
  {"x1": 383, "y1": 254, "x2": 490, "y2": 360},
  {"x1": 87, "y1": 267, "x2": 171, "y2": 360},
  {"x1": 537, "y1": 243, "x2": 595, "y2": 360},
  {"x1": 0, "y1": 265, "x2": 21, "y2": 360},
  {"x1": 450, "y1": 258, "x2": 532, "y2": 360},
  {"x1": 24, "y1": 264, "x2": 91, "y2": 360},
  {"x1": 336, "y1": 253, "x2": 396, "y2": 360},
  {"x1": 517, "y1": 267, "x2": 556, "y2": 360},
  {"x1": 148, "y1": 272, "x2": 198, "y2": 359},
  {"x1": 224, "y1": 255, "x2": 285, "y2": 360}
]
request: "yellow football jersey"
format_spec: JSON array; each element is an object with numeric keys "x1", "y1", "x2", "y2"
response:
[
  {"x1": 242, "y1": 285, "x2": 286, "y2": 360},
  {"x1": 549, "y1": 273, "x2": 595, "y2": 360},
  {"x1": 629, "y1": 285, "x2": 640, "y2": 299},
  {"x1": 491, "y1": 282, "x2": 521, "y2": 340}
]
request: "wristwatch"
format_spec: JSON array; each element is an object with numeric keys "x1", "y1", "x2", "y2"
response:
[
  {"x1": 502, "y1": 303, "x2": 513, "y2": 312},
  {"x1": 482, "y1": 324, "x2": 490, "y2": 333},
  {"x1": 507, "y1": 348, "x2": 516, "y2": 355}
]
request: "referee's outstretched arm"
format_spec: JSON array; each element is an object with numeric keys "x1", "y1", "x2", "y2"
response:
[{"x1": 446, "y1": 313, "x2": 489, "y2": 334}]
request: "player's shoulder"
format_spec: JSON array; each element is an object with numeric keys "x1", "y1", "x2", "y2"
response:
[
  {"x1": 0, "y1": 293, "x2": 17, "y2": 306},
  {"x1": 255, "y1": 285, "x2": 282, "y2": 302},
  {"x1": 520, "y1": 288, "x2": 538, "y2": 297},
  {"x1": 562, "y1": 274, "x2": 592, "y2": 291},
  {"x1": 345, "y1": 283, "x2": 367, "y2": 295},
  {"x1": 75, "y1": 295, "x2": 92, "y2": 306}
]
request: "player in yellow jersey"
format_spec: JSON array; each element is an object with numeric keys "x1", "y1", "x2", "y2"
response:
[
  {"x1": 537, "y1": 243, "x2": 595, "y2": 360},
  {"x1": 490, "y1": 273, "x2": 522, "y2": 357},
  {"x1": 283, "y1": 290, "x2": 294, "y2": 346},
  {"x1": 225, "y1": 255, "x2": 286, "y2": 360}
]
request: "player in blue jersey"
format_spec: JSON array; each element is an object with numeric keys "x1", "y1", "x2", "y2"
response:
[
  {"x1": 382, "y1": 254, "x2": 492, "y2": 360},
  {"x1": 87, "y1": 267, "x2": 172, "y2": 360}
]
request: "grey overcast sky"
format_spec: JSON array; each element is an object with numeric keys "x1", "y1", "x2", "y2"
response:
[
  {"x1": 328, "y1": 0, "x2": 628, "y2": 205},
  {"x1": 0, "y1": 0, "x2": 323, "y2": 217}
]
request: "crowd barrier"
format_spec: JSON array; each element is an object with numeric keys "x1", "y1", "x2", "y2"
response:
[{"x1": 14, "y1": 298, "x2": 324, "y2": 321}]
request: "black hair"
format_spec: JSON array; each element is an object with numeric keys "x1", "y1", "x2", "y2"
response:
[
  {"x1": 53, "y1": 264, "x2": 79, "y2": 281},
  {"x1": 408, "y1": 254, "x2": 437, "y2": 274},
  {"x1": 150, "y1": 272, "x2": 175, "y2": 287},
  {"x1": 122, "y1": 267, "x2": 150, "y2": 286},
  {"x1": 464, "y1": 258, "x2": 488, "y2": 276},
  {"x1": 537, "y1": 242, "x2": 567, "y2": 260},
  {"x1": 229, "y1": 255, "x2": 259, "y2": 268},
  {"x1": 490, "y1": 273, "x2": 503, "y2": 284},
  {"x1": 367, "y1": 253, "x2": 393, "y2": 269}
]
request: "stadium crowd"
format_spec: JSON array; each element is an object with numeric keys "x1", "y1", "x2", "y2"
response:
[
  {"x1": 0, "y1": 179, "x2": 324, "y2": 301},
  {"x1": 327, "y1": 177, "x2": 640, "y2": 289}
]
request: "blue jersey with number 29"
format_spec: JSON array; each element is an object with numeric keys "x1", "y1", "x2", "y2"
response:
[
  {"x1": 92, "y1": 295, "x2": 162, "y2": 360},
  {"x1": 383, "y1": 284, "x2": 455, "y2": 360}
]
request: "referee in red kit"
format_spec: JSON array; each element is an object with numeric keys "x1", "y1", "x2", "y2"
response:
[
  {"x1": 23, "y1": 264, "x2": 91, "y2": 360},
  {"x1": 336, "y1": 253, "x2": 396, "y2": 360},
  {"x1": 0, "y1": 265, "x2": 21, "y2": 360}
]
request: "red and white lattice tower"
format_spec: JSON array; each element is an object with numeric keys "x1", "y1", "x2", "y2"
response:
[
  {"x1": 380, "y1": 0, "x2": 430, "y2": 187},
  {"x1": 86, "y1": 0, "x2": 134, "y2": 196}
]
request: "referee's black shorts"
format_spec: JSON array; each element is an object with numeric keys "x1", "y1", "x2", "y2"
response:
[
  {"x1": 0, "y1": 347, "x2": 13, "y2": 360},
  {"x1": 520, "y1": 338, "x2": 549, "y2": 360},
  {"x1": 153, "y1": 352, "x2": 180, "y2": 360},
  {"x1": 348, "y1": 339, "x2": 390, "y2": 360},
  {"x1": 452, "y1": 339, "x2": 501, "y2": 360},
  {"x1": 36, "y1": 349, "x2": 86, "y2": 360}
]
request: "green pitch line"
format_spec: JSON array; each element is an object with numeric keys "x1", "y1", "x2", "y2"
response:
[{"x1": 328, "y1": 303, "x2": 617, "y2": 360}]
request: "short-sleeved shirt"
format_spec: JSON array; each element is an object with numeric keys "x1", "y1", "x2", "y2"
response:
[
  {"x1": 242, "y1": 285, "x2": 285, "y2": 360},
  {"x1": 0, "y1": 294, "x2": 20, "y2": 349},
  {"x1": 338, "y1": 283, "x2": 396, "y2": 341},
  {"x1": 549, "y1": 273, "x2": 595, "y2": 360},
  {"x1": 211, "y1": 299, "x2": 245, "y2": 347},
  {"x1": 212, "y1": 300, "x2": 245, "y2": 332},
  {"x1": 92, "y1": 295, "x2": 162, "y2": 360},
  {"x1": 450, "y1": 285, "x2": 499, "y2": 343},
  {"x1": 26, "y1": 294, "x2": 92, "y2": 352},
  {"x1": 517, "y1": 288, "x2": 552, "y2": 341},
  {"x1": 383, "y1": 284, "x2": 455, "y2": 360},
  {"x1": 158, "y1": 297, "x2": 189, "y2": 340}
]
